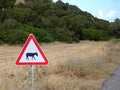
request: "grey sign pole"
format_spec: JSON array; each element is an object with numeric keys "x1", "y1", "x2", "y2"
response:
[{"x1": 30, "y1": 65, "x2": 34, "y2": 90}]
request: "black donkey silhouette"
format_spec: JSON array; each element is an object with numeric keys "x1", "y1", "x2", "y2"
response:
[{"x1": 26, "y1": 52, "x2": 38, "y2": 60}]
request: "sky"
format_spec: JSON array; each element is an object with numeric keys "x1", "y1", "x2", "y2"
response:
[{"x1": 53, "y1": 0, "x2": 120, "y2": 22}]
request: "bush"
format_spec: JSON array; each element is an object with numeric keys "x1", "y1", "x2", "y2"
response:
[
  {"x1": 13, "y1": 7, "x2": 37, "y2": 23},
  {"x1": 42, "y1": 33, "x2": 55, "y2": 42},
  {"x1": 82, "y1": 29, "x2": 110, "y2": 41},
  {"x1": 0, "y1": 18, "x2": 19, "y2": 30},
  {"x1": 109, "y1": 18, "x2": 120, "y2": 38},
  {"x1": 0, "y1": 30, "x2": 6, "y2": 44},
  {"x1": 20, "y1": 24, "x2": 55, "y2": 43},
  {"x1": 0, "y1": 24, "x2": 55, "y2": 45},
  {"x1": 6, "y1": 30, "x2": 29, "y2": 44},
  {"x1": 48, "y1": 27, "x2": 73, "y2": 43}
]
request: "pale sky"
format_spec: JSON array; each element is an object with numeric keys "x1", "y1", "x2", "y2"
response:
[{"x1": 53, "y1": 0, "x2": 120, "y2": 22}]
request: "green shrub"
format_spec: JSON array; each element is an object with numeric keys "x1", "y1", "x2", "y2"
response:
[
  {"x1": 0, "y1": 39, "x2": 3, "y2": 44},
  {"x1": 0, "y1": 18, "x2": 19, "y2": 30},
  {"x1": 48, "y1": 27, "x2": 73, "y2": 43},
  {"x1": 0, "y1": 24, "x2": 55, "y2": 45},
  {"x1": 20, "y1": 24, "x2": 55, "y2": 43},
  {"x1": 0, "y1": 30, "x2": 6, "y2": 44},
  {"x1": 42, "y1": 33, "x2": 55, "y2": 42},
  {"x1": 13, "y1": 7, "x2": 37, "y2": 23},
  {"x1": 82, "y1": 29, "x2": 110, "y2": 41},
  {"x1": 6, "y1": 30, "x2": 29, "y2": 44}
]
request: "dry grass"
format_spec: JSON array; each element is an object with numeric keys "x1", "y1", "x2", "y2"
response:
[{"x1": 0, "y1": 40, "x2": 120, "y2": 90}]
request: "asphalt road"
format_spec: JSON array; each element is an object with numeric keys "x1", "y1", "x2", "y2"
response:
[{"x1": 100, "y1": 66, "x2": 120, "y2": 90}]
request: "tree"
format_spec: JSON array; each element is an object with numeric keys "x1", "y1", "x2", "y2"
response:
[
  {"x1": 109, "y1": 18, "x2": 120, "y2": 37},
  {"x1": 0, "y1": 0, "x2": 16, "y2": 22},
  {"x1": 0, "y1": 18, "x2": 19, "y2": 30},
  {"x1": 13, "y1": 7, "x2": 37, "y2": 23},
  {"x1": 25, "y1": 0, "x2": 52, "y2": 3},
  {"x1": 82, "y1": 29, "x2": 110, "y2": 41},
  {"x1": 0, "y1": 0, "x2": 16, "y2": 10}
]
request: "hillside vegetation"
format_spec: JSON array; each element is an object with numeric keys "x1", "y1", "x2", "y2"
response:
[{"x1": 0, "y1": 0, "x2": 120, "y2": 44}]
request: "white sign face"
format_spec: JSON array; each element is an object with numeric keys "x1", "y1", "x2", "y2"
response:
[
  {"x1": 16, "y1": 34, "x2": 48, "y2": 65},
  {"x1": 19, "y1": 39, "x2": 45, "y2": 62}
]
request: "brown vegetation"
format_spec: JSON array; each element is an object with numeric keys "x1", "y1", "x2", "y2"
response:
[{"x1": 0, "y1": 40, "x2": 120, "y2": 90}]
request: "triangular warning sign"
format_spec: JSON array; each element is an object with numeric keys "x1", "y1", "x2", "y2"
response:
[{"x1": 16, "y1": 34, "x2": 48, "y2": 65}]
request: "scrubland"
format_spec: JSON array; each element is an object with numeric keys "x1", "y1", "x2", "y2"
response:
[{"x1": 0, "y1": 40, "x2": 120, "y2": 90}]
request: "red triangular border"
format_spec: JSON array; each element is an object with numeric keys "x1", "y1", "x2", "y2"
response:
[{"x1": 16, "y1": 34, "x2": 48, "y2": 65}]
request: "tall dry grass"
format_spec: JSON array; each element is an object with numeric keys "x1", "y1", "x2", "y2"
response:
[{"x1": 0, "y1": 40, "x2": 120, "y2": 90}]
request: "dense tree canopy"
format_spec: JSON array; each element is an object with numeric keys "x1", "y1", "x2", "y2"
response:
[
  {"x1": 0, "y1": 0, "x2": 16, "y2": 9},
  {"x1": 0, "y1": 0, "x2": 119, "y2": 44},
  {"x1": 109, "y1": 18, "x2": 120, "y2": 37}
]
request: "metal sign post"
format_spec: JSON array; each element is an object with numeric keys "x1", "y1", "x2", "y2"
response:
[{"x1": 30, "y1": 65, "x2": 34, "y2": 90}]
